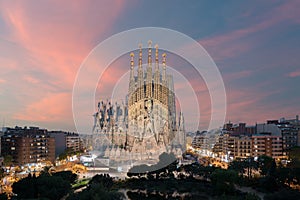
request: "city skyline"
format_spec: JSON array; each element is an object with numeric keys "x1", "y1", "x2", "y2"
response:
[{"x1": 0, "y1": 1, "x2": 300, "y2": 132}]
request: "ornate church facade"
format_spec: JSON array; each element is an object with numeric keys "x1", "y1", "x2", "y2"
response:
[{"x1": 92, "y1": 41, "x2": 185, "y2": 164}]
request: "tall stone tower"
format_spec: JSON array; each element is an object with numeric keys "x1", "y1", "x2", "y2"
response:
[{"x1": 126, "y1": 42, "x2": 176, "y2": 153}]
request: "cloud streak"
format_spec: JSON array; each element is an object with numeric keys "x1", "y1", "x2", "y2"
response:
[
  {"x1": 0, "y1": 0, "x2": 126, "y2": 130},
  {"x1": 287, "y1": 70, "x2": 300, "y2": 78},
  {"x1": 199, "y1": 1, "x2": 300, "y2": 61}
]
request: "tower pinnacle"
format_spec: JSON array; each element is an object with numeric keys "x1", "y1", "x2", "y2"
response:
[
  {"x1": 130, "y1": 52, "x2": 134, "y2": 69},
  {"x1": 155, "y1": 44, "x2": 159, "y2": 64},
  {"x1": 146, "y1": 40, "x2": 153, "y2": 98},
  {"x1": 148, "y1": 40, "x2": 152, "y2": 65},
  {"x1": 138, "y1": 43, "x2": 144, "y2": 100},
  {"x1": 129, "y1": 53, "x2": 135, "y2": 105},
  {"x1": 154, "y1": 44, "x2": 160, "y2": 100},
  {"x1": 162, "y1": 53, "x2": 167, "y2": 105},
  {"x1": 162, "y1": 53, "x2": 167, "y2": 81},
  {"x1": 162, "y1": 53, "x2": 166, "y2": 67},
  {"x1": 138, "y1": 43, "x2": 142, "y2": 67}
]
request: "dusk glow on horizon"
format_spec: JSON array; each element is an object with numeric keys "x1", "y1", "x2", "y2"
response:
[{"x1": 0, "y1": 0, "x2": 300, "y2": 132}]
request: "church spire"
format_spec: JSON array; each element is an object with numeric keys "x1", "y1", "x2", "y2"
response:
[
  {"x1": 137, "y1": 43, "x2": 144, "y2": 100},
  {"x1": 162, "y1": 53, "x2": 167, "y2": 82},
  {"x1": 155, "y1": 44, "x2": 159, "y2": 66},
  {"x1": 129, "y1": 52, "x2": 135, "y2": 101},
  {"x1": 154, "y1": 44, "x2": 160, "y2": 100},
  {"x1": 138, "y1": 43, "x2": 142, "y2": 68},
  {"x1": 130, "y1": 52, "x2": 134, "y2": 68},
  {"x1": 146, "y1": 40, "x2": 153, "y2": 98},
  {"x1": 130, "y1": 52, "x2": 134, "y2": 79},
  {"x1": 162, "y1": 53, "x2": 167, "y2": 104},
  {"x1": 148, "y1": 40, "x2": 152, "y2": 65}
]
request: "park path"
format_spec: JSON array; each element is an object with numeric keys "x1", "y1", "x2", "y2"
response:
[{"x1": 235, "y1": 184, "x2": 265, "y2": 200}]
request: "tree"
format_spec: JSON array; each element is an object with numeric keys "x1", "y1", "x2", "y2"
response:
[
  {"x1": 247, "y1": 157, "x2": 259, "y2": 179},
  {"x1": 36, "y1": 175, "x2": 71, "y2": 200},
  {"x1": 3, "y1": 155, "x2": 13, "y2": 166},
  {"x1": 89, "y1": 174, "x2": 114, "y2": 189},
  {"x1": 58, "y1": 148, "x2": 75, "y2": 160},
  {"x1": 229, "y1": 158, "x2": 258, "y2": 179},
  {"x1": 0, "y1": 193, "x2": 8, "y2": 200},
  {"x1": 275, "y1": 167, "x2": 292, "y2": 187},
  {"x1": 229, "y1": 159, "x2": 247, "y2": 176},
  {"x1": 210, "y1": 169, "x2": 238, "y2": 195},
  {"x1": 182, "y1": 164, "x2": 196, "y2": 178},
  {"x1": 257, "y1": 155, "x2": 274, "y2": 176},
  {"x1": 264, "y1": 189, "x2": 300, "y2": 200},
  {"x1": 12, "y1": 172, "x2": 72, "y2": 200},
  {"x1": 257, "y1": 175, "x2": 279, "y2": 192},
  {"x1": 68, "y1": 174, "x2": 124, "y2": 200},
  {"x1": 0, "y1": 167, "x2": 5, "y2": 179},
  {"x1": 12, "y1": 174, "x2": 37, "y2": 199},
  {"x1": 39, "y1": 166, "x2": 51, "y2": 176},
  {"x1": 244, "y1": 193, "x2": 261, "y2": 200},
  {"x1": 53, "y1": 170, "x2": 78, "y2": 184},
  {"x1": 287, "y1": 147, "x2": 300, "y2": 168}
]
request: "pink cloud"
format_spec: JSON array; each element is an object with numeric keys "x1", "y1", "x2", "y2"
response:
[
  {"x1": 23, "y1": 75, "x2": 39, "y2": 84},
  {"x1": 1, "y1": 0, "x2": 126, "y2": 87},
  {"x1": 13, "y1": 92, "x2": 71, "y2": 122},
  {"x1": 0, "y1": 79, "x2": 6, "y2": 84},
  {"x1": 287, "y1": 70, "x2": 300, "y2": 78},
  {"x1": 0, "y1": 1, "x2": 126, "y2": 127}
]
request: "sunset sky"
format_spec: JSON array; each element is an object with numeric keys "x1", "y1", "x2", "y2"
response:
[{"x1": 0, "y1": 0, "x2": 300, "y2": 132}]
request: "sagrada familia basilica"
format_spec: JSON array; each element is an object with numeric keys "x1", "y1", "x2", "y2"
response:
[{"x1": 92, "y1": 41, "x2": 186, "y2": 167}]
